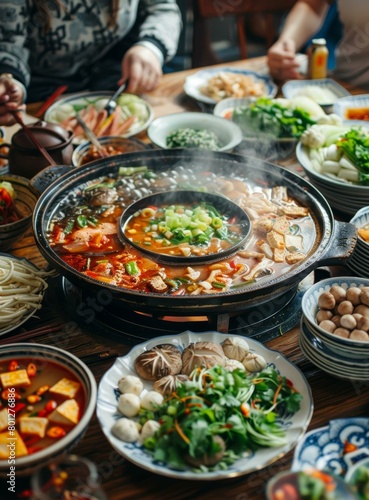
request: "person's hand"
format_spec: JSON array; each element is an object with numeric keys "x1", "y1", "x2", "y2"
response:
[
  {"x1": 0, "y1": 75, "x2": 25, "y2": 126},
  {"x1": 267, "y1": 39, "x2": 303, "y2": 81},
  {"x1": 120, "y1": 45, "x2": 162, "y2": 93}
]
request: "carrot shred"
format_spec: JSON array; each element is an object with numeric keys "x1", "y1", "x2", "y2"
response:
[
  {"x1": 174, "y1": 419, "x2": 190, "y2": 445},
  {"x1": 272, "y1": 382, "x2": 283, "y2": 407}
]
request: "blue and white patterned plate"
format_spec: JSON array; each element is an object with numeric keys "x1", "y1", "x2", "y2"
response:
[
  {"x1": 292, "y1": 418, "x2": 369, "y2": 477},
  {"x1": 184, "y1": 68, "x2": 278, "y2": 105},
  {"x1": 97, "y1": 330, "x2": 313, "y2": 480}
]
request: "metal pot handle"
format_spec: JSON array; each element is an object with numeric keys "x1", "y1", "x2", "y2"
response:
[
  {"x1": 318, "y1": 220, "x2": 357, "y2": 266},
  {"x1": 29, "y1": 164, "x2": 74, "y2": 194},
  {"x1": 0, "y1": 142, "x2": 11, "y2": 159}
]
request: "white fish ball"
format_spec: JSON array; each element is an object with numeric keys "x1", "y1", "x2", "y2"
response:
[
  {"x1": 140, "y1": 391, "x2": 164, "y2": 411},
  {"x1": 118, "y1": 375, "x2": 144, "y2": 396},
  {"x1": 118, "y1": 393, "x2": 141, "y2": 417},
  {"x1": 112, "y1": 418, "x2": 140, "y2": 443}
]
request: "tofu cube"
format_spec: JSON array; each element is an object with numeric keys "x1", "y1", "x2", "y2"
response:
[
  {"x1": 0, "y1": 409, "x2": 8, "y2": 432},
  {"x1": 267, "y1": 230, "x2": 285, "y2": 250},
  {"x1": 0, "y1": 430, "x2": 28, "y2": 459},
  {"x1": 0, "y1": 369, "x2": 30, "y2": 389},
  {"x1": 285, "y1": 252, "x2": 306, "y2": 265},
  {"x1": 19, "y1": 417, "x2": 48, "y2": 438},
  {"x1": 284, "y1": 234, "x2": 303, "y2": 252},
  {"x1": 49, "y1": 378, "x2": 81, "y2": 399},
  {"x1": 49, "y1": 399, "x2": 80, "y2": 425},
  {"x1": 273, "y1": 248, "x2": 285, "y2": 263},
  {"x1": 272, "y1": 216, "x2": 290, "y2": 235}
]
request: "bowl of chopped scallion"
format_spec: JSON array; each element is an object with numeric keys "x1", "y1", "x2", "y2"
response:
[
  {"x1": 147, "y1": 112, "x2": 243, "y2": 152},
  {"x1": 118, "y1": 189, "x2": 251, "y2": 265}
]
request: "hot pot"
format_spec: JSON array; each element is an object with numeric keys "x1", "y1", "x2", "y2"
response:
[{"x1": 32, "y1": 150, "x2": 356, "y2": 316}]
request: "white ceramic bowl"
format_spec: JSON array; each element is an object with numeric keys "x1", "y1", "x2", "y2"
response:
[
  {"x1": 301, "y1": 277, "x2": 369, "y2": 349},
  {"x1": 147, "y1": 112, "x2": 243, "y2": 152},
  {"x1": 333, "y1": 94, "x2": 369, "y2": 122},
  {"x1": 0, "y1": 343, "x2": 97, "y2": 477}
]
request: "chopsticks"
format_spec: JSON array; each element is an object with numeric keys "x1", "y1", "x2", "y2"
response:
[
  {"x1": 35, "y1": 85, "x2": 68, "y2": 118},
  {"x1": 0, "y1": 321, "x2": 64, "y2": 344},
  {"x1": 12, "y1": 110, "x2": 57, "y2": 166},
  {"x1": 75, "y1": 112, "x2": 108, "y2": 158},
  {"x1": 0, "y1": 323, "x2": 118, "y2": 364}
]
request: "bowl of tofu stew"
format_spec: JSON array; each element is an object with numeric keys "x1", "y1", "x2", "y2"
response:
[{"x1": 0, "y1": 343, "x2": 97, "y2": 476}]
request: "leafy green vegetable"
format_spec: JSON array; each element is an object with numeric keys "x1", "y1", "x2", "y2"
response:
[
  {"x1": 232, "y1": 97, "x2": 317, "y2": 139},
  {"x1": 337, "y1": 129, "x2": 369, "y2": 185},
  {"x1": 138, "y1": 364, "x2": 302, "y2": 472}
]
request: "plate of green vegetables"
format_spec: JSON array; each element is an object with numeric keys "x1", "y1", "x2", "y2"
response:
[{"x1": 97, "y1": 330, "x2": 313, "y2": 480}]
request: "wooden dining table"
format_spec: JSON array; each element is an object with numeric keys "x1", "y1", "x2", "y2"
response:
[{"x1": 1, "y1": 56, "x2": 369, "y2": 500}]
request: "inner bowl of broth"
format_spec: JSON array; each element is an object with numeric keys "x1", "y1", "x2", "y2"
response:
[
  {"x1": 118, "y1": 190, "x2": 251, "y2": 266},
  {"x1": 0, "y1": 343, "x2": 97, "y2": 476}
]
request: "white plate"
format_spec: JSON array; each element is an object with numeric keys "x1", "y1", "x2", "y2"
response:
[
  {"x1": 45, "y1": 91, "x2": 154, "y2": 144},
  {"x1": 97, "y1": 330, "x2": 313, "y2": 480},
  {"x1": 0, "y1": 253, "x2": 47, "y2": 336},
  {"x1": 282, "y1": 79, "x2": 350, "y2": 108},
  {"x1": 184, "y1": 68, "x2": 277, "y2": 105},
  {"x1": 333, "y1": 94, "x2": 369, "y2": 122}
]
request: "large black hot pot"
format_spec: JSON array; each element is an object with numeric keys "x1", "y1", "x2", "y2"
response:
[{"x1": 32, "y1": 150, "x2": 356, "y2": 316}]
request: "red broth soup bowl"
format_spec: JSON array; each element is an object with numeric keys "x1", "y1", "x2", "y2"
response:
[{"x1": 0, "y1": 343, "x2": 97, "y2": 477}]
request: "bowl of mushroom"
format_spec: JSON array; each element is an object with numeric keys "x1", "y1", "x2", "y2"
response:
[{"x1": 301, "y1": 277, "x2": 369, "y2": 361}]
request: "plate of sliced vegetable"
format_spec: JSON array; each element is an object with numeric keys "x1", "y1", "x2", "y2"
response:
[
  {"x1": 45, "y1": 91, "x2": 154, "y2": 144},
  {"x1": 214, "y1": 95, "x2": 326, "y2": 159},
  {"x1": 97, "y1": 330, "x2": 313, "y2": 480}
]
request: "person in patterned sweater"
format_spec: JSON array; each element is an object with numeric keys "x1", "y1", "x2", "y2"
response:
[{"x1": 0, "y1": 0, "x2": 182, "y2": 125}]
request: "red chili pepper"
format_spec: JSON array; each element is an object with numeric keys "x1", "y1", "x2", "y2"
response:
[
  {"x1": 38, "y1": 409, "x2": 47, "y2": 417},
  {"x1": 46, "y1": 426, "x2": 67, "y2": 439},
  {"x1": 286, "y1": 378, "x2": 294, "y2": 387},
  {"x1": 26, "y1": 362, "x2": 37, "y2": 377},
  {"x1": 18, "y1": 489, "x2": 32, "y2": 498},
  {"x1": 229, "y1": 260, "x2": 236, "y2": 269},
  {"x1": 344, "y1": 440, "x2": 358, "y2": 454},
  {"x1": 13, "y1": 402, "x2": 26, "y2": 414},
  {"x1": 44, "y1": 400, "x2": 57, "y2": 413},
  {"x1": 8, "y1": 360, "x2": 19, "y2": 371}
]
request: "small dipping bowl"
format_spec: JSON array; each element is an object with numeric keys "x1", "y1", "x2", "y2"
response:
[
  {"x1": 118, "y1": 190, "x2": 251, "y2": 266},
  {"x1": 72, "y1": 136, "x2": 150, "y2": 166},
  {"x1": 266, "y1": 469, "x2": 357, "y2": 500}
]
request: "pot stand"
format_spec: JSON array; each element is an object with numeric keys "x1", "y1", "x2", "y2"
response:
[{"x1": 47, "y1": 272, "x2": 314, "y2": 345}]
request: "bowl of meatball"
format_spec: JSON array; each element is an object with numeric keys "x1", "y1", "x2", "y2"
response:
[{"x1": 301, "y1": 277, "x2": 369, "y2": 358}]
